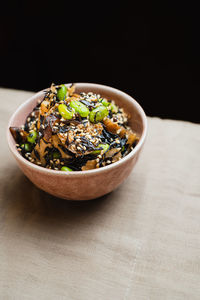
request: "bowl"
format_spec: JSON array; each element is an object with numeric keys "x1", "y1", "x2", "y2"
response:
[{"x1": 7, "y1": 83, "x2": 147, "y2": 201}]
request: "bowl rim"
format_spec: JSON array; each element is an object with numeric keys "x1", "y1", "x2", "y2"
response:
[{"x1": 7, "y1": 82, "x2": 148, "y2": 176}]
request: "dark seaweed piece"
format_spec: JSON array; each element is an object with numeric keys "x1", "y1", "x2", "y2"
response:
[
  {"x1": 24, "y1": 121, "x2": 30, "y2": 132},
  {"x1": 37, "y1": 115, "x2": 45, "y2": 138},
  {"x1": 109, "y1": 140, "x2": 120, "y2": 149},
  {"x1": 24, "y1": 109, "x2": 39, "y2": 132},
  {"x1": 10, "y1": 127, "x2": 21, "y2": 143},
  {"x1": 43, "y1": 88, "x2": 56, "y2": 100},
  {"x1": 43, "y1": 89, "x2": 51, "y2": 96},
  {"x1": 71, "y1": 119, "x2": 82, "y2": 125},
  {"x1": 66, "y1": 104, "x2": 73, "y2": 112},
  {"x1": 58, "y1": 144, "x2": 75, "y2": 157},
  {"x1": 40, "y1": 114, "x2": 44, "y2": 125},
  {"x1": 43, "y1": 146, "x2": 55, "y2": 166},
  {"x1": 76, "y1": 113, "x2": 82, "y2": 122},
  {"x1": 54, "y1": 98, "x2": 60, "y2": 103},
  {"x1": 41, "y1": 138, "x2": 49, "y2": 144},
  {"x1": 108, "y1": 110, "x2": 113, "y2": 119},
  {"x1": 19, "y1": 143, "x2": 33, "y2": 159},
  {"x1": 52, "y1": 147, "x2": 61, "y2": 156},
  {"x1": 42, "y1": 147, "x2": 62, "y2": 167},
  {"x1": 80, "y1": 99, "x2": 96, "y2": 109},
  {"x1": 9, "y1": 127, "x2": 26, "y2": 144},
  {"x1": 24, "y1": 122, "x2": 29, "y2": 132},
  {"x1": 132, "y1": 140, "x2": 138, "y2": 148},
  {"x1": 63, "y1": 154, "x2": 96, "y2": 171},
  {"x1": 34, "y1": 149, "x2": 40, "y2": 160},
  {"x1": 100, "y1": 127, "x2": 118, "y2": 144}
]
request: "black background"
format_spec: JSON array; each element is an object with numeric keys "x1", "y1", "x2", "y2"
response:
[{"x1": 0, "y1": 2, "x2": 199, "y2": 123}]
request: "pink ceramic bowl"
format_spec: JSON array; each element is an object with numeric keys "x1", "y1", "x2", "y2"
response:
[{"x1": 7, "y1": 83, "x2": 147, "y2": 200}]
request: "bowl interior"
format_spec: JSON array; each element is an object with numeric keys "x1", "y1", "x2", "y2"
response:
[{"x1": 8, "y1": 83, "x2": 146, "y2": 153}]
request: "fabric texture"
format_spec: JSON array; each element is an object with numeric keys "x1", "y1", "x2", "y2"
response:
[{"x1": 0, "y1": 88, "x2": 200, "y2": 299}]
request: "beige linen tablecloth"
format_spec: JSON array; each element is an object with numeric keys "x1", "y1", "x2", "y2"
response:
[{"x1": 0, "y1": 88, "x2": 200, "y2": 299}]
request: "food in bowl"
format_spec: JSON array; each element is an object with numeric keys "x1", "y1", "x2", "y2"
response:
[{"x1": 9, "y1": 83, "x2": 139, "y2": 171}]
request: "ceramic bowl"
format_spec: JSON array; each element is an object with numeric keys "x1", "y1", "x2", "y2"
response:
[{"x1": 7, "y1": 83, "x2": 147, "y2": 200}]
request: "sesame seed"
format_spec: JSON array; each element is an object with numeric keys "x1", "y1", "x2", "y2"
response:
[{"x1": 85, "y1": 134, "x2": 91, "y2": 139}]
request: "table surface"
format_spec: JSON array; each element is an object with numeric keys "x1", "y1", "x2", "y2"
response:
[{"x1": 0, "y1": 88, "x2": 200, "y2": 300}]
